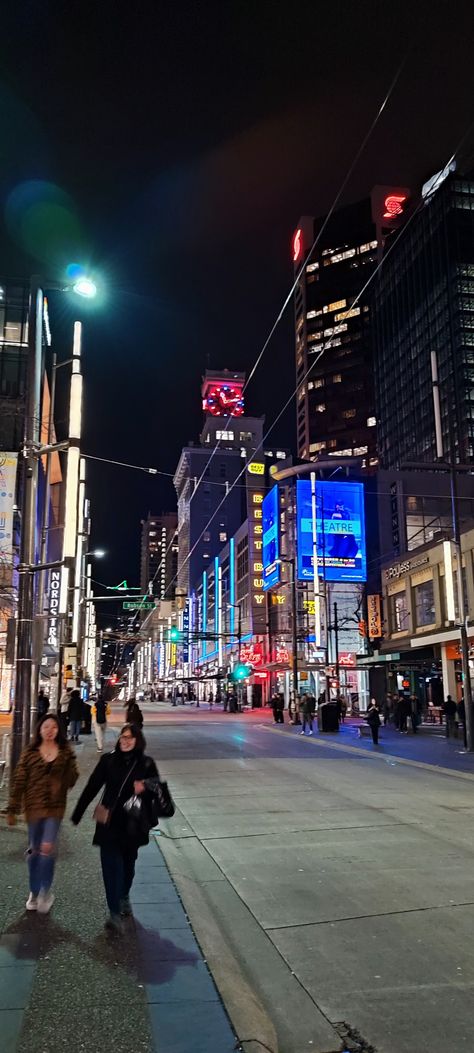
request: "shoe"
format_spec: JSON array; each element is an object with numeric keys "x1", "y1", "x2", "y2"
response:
[
  {"x1": 97, "y1": 748, "x2": 103, "y2": 752},
  {"x1": 26, "y1": 893, "x2": 38, "y2": 911},
  {"x1": 37, "y1": 890, "x2": 54, "y2": 914},
  {"x1": 299, "y1": 731, "x2": 305, "y2": 735},
  {"x1": 105, "y1": 913, "x2": 123, "y2": 935},
  {"x1": 120, "y1": 895, "x2": 133, "y2": 917},
  {"x1": 308, "y1": 730, "x2": 313, "y2": 736}
]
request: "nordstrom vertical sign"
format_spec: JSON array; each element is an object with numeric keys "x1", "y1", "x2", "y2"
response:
[{"x1": 47, "y1": 569, "x2": 61, "y2": 648}]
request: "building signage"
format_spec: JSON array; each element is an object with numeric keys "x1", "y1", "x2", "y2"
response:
[
  {"x1": 123, "y1": 601, "x2": 155, "y2": 610},
  {"x1": 275, "y1": 644, "x2": 289, "y2": 664},
  {"x1": 390, "y1": 480, "x2": 400, "y2": 555},
  {"x1": 367, "y1": 594, "x2": 382, "y2": 639},
  {"x1": 247, "y1": 462, "x2": 265, "y2": 476},
  {"x1": 384, "y1": 554, "x2": 430, "y2": 583},
  {"x1": 262, "y1": 485, "x2": 280, "y2": 591},
  {"x1": 240, "y1": 642, "x2": 263, "y2": 666},
  {"x1": 182, "y1": 601, "x2": 190, "y2": 663},
  {"x1": 338, "y1": 652, "x2": 356, "y2": 668},
  {"x1": 47, "y1": 569, "x2": 61, "y2": 649},
  {"x1": 297, "y1": 479, "x2": 367, "y2": 583},
  {"x1": 292, "y1": 227, "x2": 303, "y2": 263},
  {"x1": 0, "y1": 453, "x2": 18, "y2": 577}
]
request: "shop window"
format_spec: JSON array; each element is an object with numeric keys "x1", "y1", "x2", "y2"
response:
[
  {"x1": 413, "y1": 578, "x2": 435, "y2": 628},
  {"x1": 389, "y1": 591, "x2": 409, "y2": 634}
]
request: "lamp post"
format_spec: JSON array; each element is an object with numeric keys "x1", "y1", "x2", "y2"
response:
[{"x1": 227, "y1": 600, "x2": 242, "y2": 708}]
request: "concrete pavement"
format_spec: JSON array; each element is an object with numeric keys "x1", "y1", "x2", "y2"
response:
[{"x1": 146, "y1": 715, "x2": 474, "y2": 1053}]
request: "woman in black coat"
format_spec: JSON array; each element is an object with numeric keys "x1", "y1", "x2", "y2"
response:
[{"x1": 71, "y1": 723, "x2": 158, "y2": 932}]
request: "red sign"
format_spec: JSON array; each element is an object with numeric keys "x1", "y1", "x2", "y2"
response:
[
  {"x1": 338, "y1": 652, "x2": 356, "y2": 668},
  {"x1": 383, "y1": 194, "x2": 406, "y2": 219},
  {"x1": 292, "y1": 228, "x2": 303, "y2": 263},
  {"x1": 240, "y1": 643, "x2": 263, "y2": 666},
  {"x1": 275, "y1": 644, "x2": 289, "y2": 664}
]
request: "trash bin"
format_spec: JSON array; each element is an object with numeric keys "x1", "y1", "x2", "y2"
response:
[{"x1": 318, "y1": 702, "x2": 340, "y2": 733}]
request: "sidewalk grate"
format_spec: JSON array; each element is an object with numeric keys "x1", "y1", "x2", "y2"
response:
[{"x1": 335, "y1": 1021, "x2": 377, "y2": 1053}]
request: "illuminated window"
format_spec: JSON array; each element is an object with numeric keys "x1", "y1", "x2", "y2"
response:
[
  {"x1": 219, "y1": 532, "x2": 227, "y2": 542},
  {"x1": 332, "y1": 374, "x2": 342, "y2": 383},
  {"x1": 216, "y1": 430, "x2": 234, "y2": 440},
  {"x1": 322, "y1": 298, "x2": 346, "y2": 314},
  {"x1": 310, "y1": 441, "x2": 326, "y2": 452},
  {"x1": 323, "y1": 248, "x2": 356, "y2": 265},
  {"x1": 203, "y1": 531, "x2": 211, "y2": 542},
  {"x1": 353, "y1": 445, "x2": 368, "y2": 455},
  {"x1": 308, "y1": 331, "x2": 323, "y2": 342},
  {"x1": 359, "y1": 240, "x2": 378, "y2": 252},
  {"x1": 240, "y1": 431, "x2": 253, "y2": 442},
  {"x1": 306, "y1": 262, "x2": 319, "y2": 273},
  {"x1": 328, "y1": 439, "x2": 337, "y2": 448},
  {"x1": 276, "y1": 451, "x2": 286, "y2": 458},
  {"x1": 342, "y1": 409, "x2": 356, "y2": 419},
  {"x1": 367, "y1": 416, "x2": 376, "y2": 427},
  {"x1": 315, "y1": 403, "x2": 326, "y2": 413},
  {"x1": 334, "y1": 306, "x2": 360, "y2": 323}
]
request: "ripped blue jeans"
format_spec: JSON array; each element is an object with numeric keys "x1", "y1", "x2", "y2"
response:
[{"x1": 27, "y1": 818, "x2": 61, "y2": 896}]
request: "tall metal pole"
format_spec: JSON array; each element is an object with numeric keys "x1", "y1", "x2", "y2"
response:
[
  {"x1": 11, "y1": 279, "x2": 43, "y2": 770},
  {"x1": 31, "y1": 349, "x2": 57, "y2": 724},
  {"x1": 333, "y1": 601, "x2": 339, "y2": 689},
  {"x1": 291, "y1": 557, "x2": 299, "y2": 710}
]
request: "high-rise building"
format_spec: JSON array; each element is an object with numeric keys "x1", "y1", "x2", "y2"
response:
[
  {"x1": 374, "y1": 168, "x2": 474, "y2": 468},
  {"x1": 174, "y1": 368, "x2": 288, "y2": 597},
  {"x1": 140, "y1": 512, "x2": 178, "y2": 600},
  {"x1": 293, "y1": 187, "x2": 411, "y2": 467}
]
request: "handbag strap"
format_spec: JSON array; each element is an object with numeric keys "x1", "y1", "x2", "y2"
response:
[{"x1": 100, "y1": 757, "x2": 138, "y2": 814}]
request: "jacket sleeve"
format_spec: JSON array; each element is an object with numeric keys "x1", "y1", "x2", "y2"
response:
[
  {"x1": 143, "y1": 756, "x2": 159, "y2": 791},
  {"x1": 70, "y1": 755, "x2": 109, "y2": 824},
  {"x1": 65, "y1": 750, "x2": 80, "y2": 789},
  {"x1": 7, "y1": 749, "x2": 28, "y2": 815}
]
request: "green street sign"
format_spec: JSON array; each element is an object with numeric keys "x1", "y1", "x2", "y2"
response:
[{"x1": 123, "y1": 601, "x2": 155, "y2": 610}]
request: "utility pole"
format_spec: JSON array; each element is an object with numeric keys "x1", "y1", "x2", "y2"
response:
[{"x1": 333, "y1": 601, "x2": 339, "y2": 689}]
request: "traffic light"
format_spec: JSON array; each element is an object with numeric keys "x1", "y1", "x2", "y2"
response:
[
  {"x1": 169, "y1": 626, "x2": 180, "y2": 642},
  {"x1": 232, "y1": 663, "x2": 252, "y2": 681}
]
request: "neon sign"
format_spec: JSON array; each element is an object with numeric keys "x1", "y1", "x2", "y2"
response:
[
  {"x1": 383, "y1": 194, "x2": 406, "y2": 219},
  {"x1": 292, "y1": 228, "x2": 303, "y2": 263}
]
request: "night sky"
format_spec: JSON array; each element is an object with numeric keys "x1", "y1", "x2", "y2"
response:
[{"x1": 2, "y1": 1, "x2": 474, "y2": 617}]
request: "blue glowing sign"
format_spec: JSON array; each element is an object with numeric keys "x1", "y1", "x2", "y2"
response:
[
  {"x1": 262, "y1": 485, "x2": 281, "y2": 591},
  {"x1": 296, "y1": 479, "x2": 367, "y2": 583}
]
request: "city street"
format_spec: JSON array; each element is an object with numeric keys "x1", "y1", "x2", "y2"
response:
[{"x1": 2, "y1": 712, "x2": 474, "y2": 1053}]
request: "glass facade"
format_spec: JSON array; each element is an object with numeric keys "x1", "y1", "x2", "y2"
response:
[
  {"x1": 0, "y1": 282, "x2": 30, "y2": 451},
  {"x1": 374, "y1": 176, "x2": 474, "y2": 468},
  {"x1": 294, "y1": 200, "x2": 378, "y2": 465}
]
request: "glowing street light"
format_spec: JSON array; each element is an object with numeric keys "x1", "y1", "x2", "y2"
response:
[
  {"x1": 72, "y1": 277, "x2": 97, "y2": 299},
  {"x1": 86, "y1": 548, "x2": 106, "y2": 558}
]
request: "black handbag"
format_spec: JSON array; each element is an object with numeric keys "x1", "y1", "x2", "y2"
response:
[{"x1": 144, "y1": 777, "x2": 175, "y2": 819}]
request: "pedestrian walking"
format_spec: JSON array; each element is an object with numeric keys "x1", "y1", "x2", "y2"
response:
[
  {"x1": 382, "y1": 693, "x2": 393, "y2": 726},
  {"x1": 37, "y1": 689, "x2": 50, "y2": 720},
  {"x1": 409, "y1": 694, "x2": 420, "y2": 733},
  {"x1": 125, "y1": 698, "x2": 143, "y2": 727},
  {"x1": 275, "y1": 692, "x2": 285, "y2": 724},
  {"x1": 366, "y1": 699, "x2": 381, "y2": 745},
  {"x1": 71, "y1": 723, "x2": 159, "y2": 934},
  {"x1": 7, "y1": 714, "x2": 78, "y2": 913},
  {"x1": 299, "y1": 695, "x2": 315, "y2": 736},
  {"x1": 92, "y1": 696, "x2": 110, "y2": 752},
  {"x1": 68, "y1": 688, "x2": 83, "y2": 742},
  {"x1": 443, "y1": 694, "x2": 457, "y2": 738},
  {"x1": 58, "y1": 686, "x2": 72, "y2": 737}
]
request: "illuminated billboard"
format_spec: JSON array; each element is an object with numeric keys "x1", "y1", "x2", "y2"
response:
[
  {"x1": 296, "y1": 479, "x2": 367, "y2": 583},
  {"x1": 262, "y1": 485, "x2": 280, "y2": 591}
]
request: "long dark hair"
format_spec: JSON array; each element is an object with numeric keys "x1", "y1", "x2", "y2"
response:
[
  {"x1": 115, "y1": 722, "x2": 146, "y2": 753},
  {"x1": 31, "y1": 713, "x2": 68, "y2": 749}
]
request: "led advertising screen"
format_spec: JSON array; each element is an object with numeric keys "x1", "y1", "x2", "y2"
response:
[
  {"x1": 262, "y1": 485, "x2": 281, "y2": 591},
  {"x1": 296, "y1": 479, "x2": 367, "y2": 583}
]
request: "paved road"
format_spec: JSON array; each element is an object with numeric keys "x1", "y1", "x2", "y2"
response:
[{"x1": 148, "y1": 714, "x2": 474, "y2": 1053}]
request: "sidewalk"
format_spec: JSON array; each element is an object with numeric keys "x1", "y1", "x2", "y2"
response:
[{"x1": 0, "y1": 739, "x2": 238, "y2": 1053}]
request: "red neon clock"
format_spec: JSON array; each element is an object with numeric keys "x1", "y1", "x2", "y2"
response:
[
  {"x1": 292, "y1": 228, "x2": 303, "y2": 263},
  {"x1": 203, "y1": 384, "x2": 245, "y2": 417}
]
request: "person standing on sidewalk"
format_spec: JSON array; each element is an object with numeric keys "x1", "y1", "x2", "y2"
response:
[
  {"x1": 68, "y1": 688, "x2": 83, "y2": 742},
  {"x1": 58, "y1": 686, "x2": 72, "y2": 737},
  {"x1": 71, "y1": 723, "x2": 159, "y2": 934},
  {"x1": 91, "y1": 696, "x2": 110, "y2": 752},
  {"x1": 366, "y1": 699, "x2": 381, "y2": 745},
  {"x1": 7, "y1": 714, "x2": 78, "y2": 913},
  {"x1": 443, "y1": 694, "x2": 457, "y2": 738},
  {"x1": 125, "y1": 698, "x2": 143, "y2": 728},
  {"x1": 299, "y1": 695, "x2": 315, "y2": 736},
  {"x1": 37, "y1": 689, "x2": 50, "y2": 721}
]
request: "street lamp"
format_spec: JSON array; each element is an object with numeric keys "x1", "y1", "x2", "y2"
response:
[
  {"x1": 85, "y1": 549, "x2": 106, "y2": 558},
  {"x1": 72, "y1": 277, "x2": 97, "y2": 299},
  {"x1": 228, "y1": 601, "x2": 243, "y2": 709}
]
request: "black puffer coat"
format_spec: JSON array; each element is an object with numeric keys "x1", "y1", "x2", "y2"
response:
[{"x1": 71, "y1": 747, "x2": 158, "y2": 849}]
